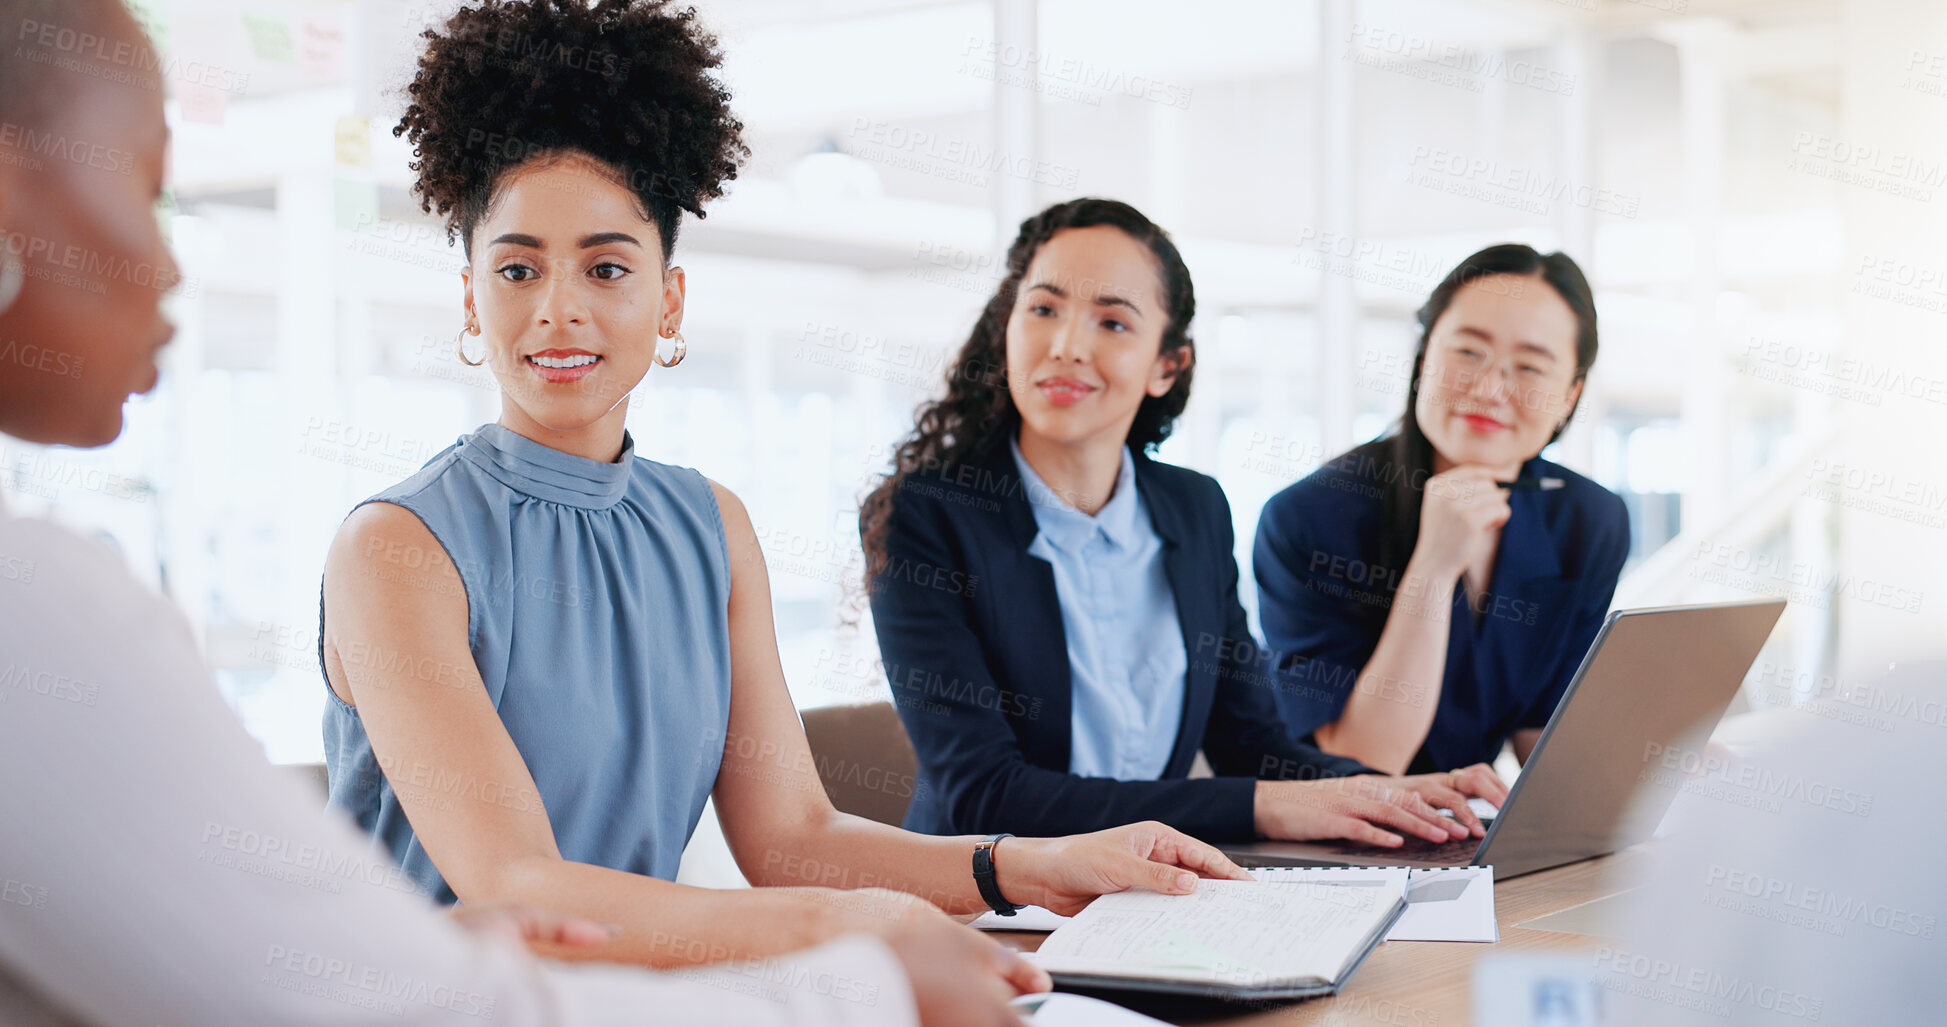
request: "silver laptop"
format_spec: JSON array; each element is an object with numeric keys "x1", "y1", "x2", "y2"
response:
[{"x1": 1222, "y1": 599, "x2": 1786, "y2": 881}]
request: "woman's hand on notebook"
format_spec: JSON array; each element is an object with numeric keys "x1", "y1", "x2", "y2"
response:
[
  {"x1": 988, "y1": 823, "x2": 1253, "y2": 916},
  {"x1": 1254, "y1": 777, "x2": 1470, "y2": 845},
  {"x1": 1391, "y1": 764, "x2": 1511, "y2": 837}
]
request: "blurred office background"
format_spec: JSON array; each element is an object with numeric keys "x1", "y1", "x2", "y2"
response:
[{"x1": 9, "y1": 0, "x2": 1946, "y2": 770}]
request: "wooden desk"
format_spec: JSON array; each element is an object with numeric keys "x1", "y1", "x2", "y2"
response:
[
  {"x1": 998, "y1": 850, "x2": 1640, "y2": 1026},
  {"x1": 989, "y1": 710, "x2": 1798, "y2": 1024}
]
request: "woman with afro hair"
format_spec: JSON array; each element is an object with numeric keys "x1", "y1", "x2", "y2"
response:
[{"x1": 317, "y1": 0, "x2": 1241, "y2": 993}]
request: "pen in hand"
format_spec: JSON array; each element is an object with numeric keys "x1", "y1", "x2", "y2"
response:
[{"x1": 1497, "y1": 478, "x2": 1565, "y2": 492}]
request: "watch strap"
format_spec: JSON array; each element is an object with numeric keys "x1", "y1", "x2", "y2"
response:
[{"x1": 972, "y1": 833, "x2": 1017, "y2": 916}]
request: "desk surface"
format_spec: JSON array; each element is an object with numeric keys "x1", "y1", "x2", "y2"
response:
[
  {"x1": 988, "y1": 709, "x2": 1799, "y2": 1024},
  {"x1": 998, "y1": 849, "x2": 1641, "y2": 1026}
]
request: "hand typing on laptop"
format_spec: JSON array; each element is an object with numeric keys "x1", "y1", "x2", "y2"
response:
[
  {"x1": 1252, "y1": 764, "x2": 1509, "y2": 846},
  {"x1": 1221, "y1": 602, "x2": 1786, "y2": 880},
  {"x1": 1388, "y1": 765, "x2": 1511, "y2": 834}
]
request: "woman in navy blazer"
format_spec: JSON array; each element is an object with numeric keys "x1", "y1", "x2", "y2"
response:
[
  {"x1": 860, "y1": 199, "x2": 1507, "y2": 847},
  {"x1": 1254, "y1": 244, "x2": 1630, "y2": 776}
]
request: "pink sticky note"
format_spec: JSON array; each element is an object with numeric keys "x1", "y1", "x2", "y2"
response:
[{"x1": 179, "y1": 81, "x2": 227, "y2": 125}]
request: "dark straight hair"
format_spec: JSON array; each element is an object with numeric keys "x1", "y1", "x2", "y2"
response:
[{"x1": 1343, "y1": 243, "x2": 1598, "y2": 599}]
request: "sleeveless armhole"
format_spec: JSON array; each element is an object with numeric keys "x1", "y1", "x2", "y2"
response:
[
  {"x1": 317, "y1": 496, "x2": 481, "y2": 714},
  {"x1": 692, "y1": 470, "x2": 733, "y2": 601}
]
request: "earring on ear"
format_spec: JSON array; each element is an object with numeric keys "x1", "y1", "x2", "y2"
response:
[
  {"x1": 655, "y1": 329, "x2": 686, "y2": 368},
  {"x1": 454, "y1": 321, "x2": 484, "y2": 367}
]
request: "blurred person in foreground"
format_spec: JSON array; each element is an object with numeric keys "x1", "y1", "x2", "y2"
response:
[{"x1": 1600, "y1": 660, "x2": 1945, "y2": 1023}]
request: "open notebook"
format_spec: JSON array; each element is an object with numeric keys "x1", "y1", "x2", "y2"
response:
[
  {"x1": 1258, "y1": 865, "x2": 1499, "y2": 943},
  {"x1": 1026, "y1": 871, "x2": 1408, "y2": 1001}
]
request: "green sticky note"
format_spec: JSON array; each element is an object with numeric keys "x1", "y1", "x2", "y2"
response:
[{"x1": 242, "y1": 11, "x2": 295, "y2": 65}]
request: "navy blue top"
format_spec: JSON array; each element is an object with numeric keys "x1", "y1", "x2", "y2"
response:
[
  {"x1": 1252, "y1": 451, "x2": 1629, "y2": 774},
  {"x1": 868, "y1": 441, "x2": 1374, "y2": 843},
  {"x1": 322, "y1": 424, "x2": 733, "y2": 904}
]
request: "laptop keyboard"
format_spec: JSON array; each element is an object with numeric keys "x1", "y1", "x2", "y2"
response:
[{"x1": 1328, "y1": 834, "x2": 1482, "y2": 863}]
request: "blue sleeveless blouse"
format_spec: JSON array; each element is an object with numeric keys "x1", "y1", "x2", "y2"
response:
[{"x1": 321, "y1": 423, "x2": 732, "y2": 904}]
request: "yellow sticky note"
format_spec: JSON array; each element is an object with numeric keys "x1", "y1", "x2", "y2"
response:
[{"x1": 334, "y1": 115, "x2": 372, "y2": 168}]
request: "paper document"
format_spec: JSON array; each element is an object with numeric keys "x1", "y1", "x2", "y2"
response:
[
  {"x1": 1011, "y1": 993, "x2": 1173, "y2": 1026},
  {"x1": 1253, "y1": 866, "x2": 1498, "y2": 942}
]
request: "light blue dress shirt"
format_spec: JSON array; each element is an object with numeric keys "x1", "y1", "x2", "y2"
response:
[{"x1": 1010, "y1": 436, "x2": 1188, "y2": 781}]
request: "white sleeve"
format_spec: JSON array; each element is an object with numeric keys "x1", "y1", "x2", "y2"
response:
[
  {"x1": 0, "y1": 515, "x2": 915, "y2": 1027},
  {"x1": 549, "y1": 937, "x2": 915, "y2": 1027}
]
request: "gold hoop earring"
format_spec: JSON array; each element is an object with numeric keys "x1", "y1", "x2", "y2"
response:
[
  {"x1": 655, "y1": 330, "x2": 686, "y2": 368},
  {"x1": 454, "y1": 324, "x2": 484, "y2": 367}
]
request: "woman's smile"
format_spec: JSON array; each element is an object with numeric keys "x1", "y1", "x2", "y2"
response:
[
  {"x1": 1037, "y1": 375, "x2": 1098, "y2": 407},
  {"x1": 525, "y1": 347, "x2": 604, "y2": 383}
]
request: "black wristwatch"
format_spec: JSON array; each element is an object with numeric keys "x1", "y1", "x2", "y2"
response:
[{"x1": 972, "y1": 833, "x2": 1018, "y2": 916}]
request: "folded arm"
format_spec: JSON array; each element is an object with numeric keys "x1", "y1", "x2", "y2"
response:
[{"x1": 1253, "y1": 489, "x2": 1448, "y2": 774}]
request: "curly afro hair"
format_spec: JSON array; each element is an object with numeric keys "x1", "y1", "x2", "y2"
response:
[{"x1": 394, "y1": 0, "x2": 749, "y2": 261}]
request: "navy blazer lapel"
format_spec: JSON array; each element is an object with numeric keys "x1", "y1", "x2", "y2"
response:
[
  {"x1": 1132, "y1": 452, "x2": 1209, "y2": 778},
  {"x1": 977, "y1": 442, "x2": 1074, "y2": 768},
  {"x1": 990, "y1": 442, "x2": 1041, "y2": 554}
]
